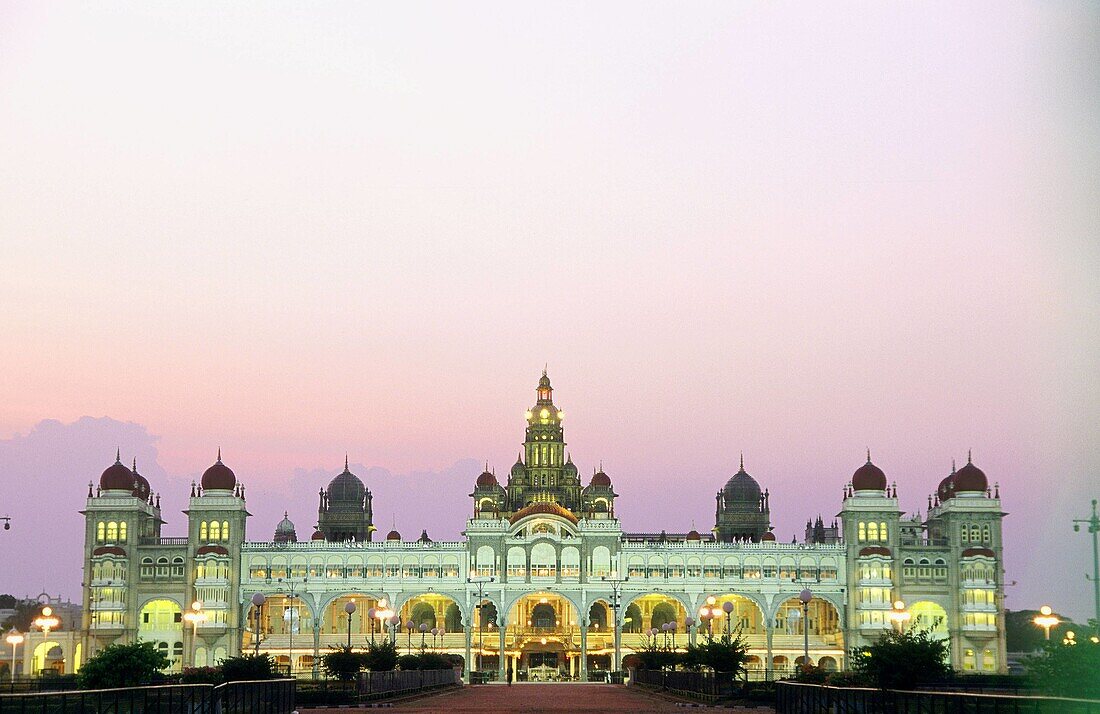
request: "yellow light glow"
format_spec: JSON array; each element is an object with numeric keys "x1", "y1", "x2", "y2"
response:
[
  {"x1": 192, "y1": 601, "x2": 202, "y2": 611},
  {"x1": 41, "y1": 607, "x2": 52, "y2": 617},
  {"x1": 540, "y1": 409, "x2": 549, "y2": 418},
  {"x1": 1039, "y1": 605, "x2": 1052, "y2": 616},
  {"x1": 557, "y1": 411, "x2": 564, "y2": 419},
  {"x1": 540, "y1": 637, "x2": 547, "y2": 645},
  {"x1": 379, "y1": 599, "x2": 387, "y2": 608},
  {"x1": 525, "y1": 411, "x2": 532, "y2": 419},
  {"x1": 706, "y1": 596, "x2": 716, "y2": 606},
  {"x1": 5, "y1": 633, "x2": 23, "y2": 646},
  {"x1": 540, "y1": 597, "x2": 548, "y2": 604}
]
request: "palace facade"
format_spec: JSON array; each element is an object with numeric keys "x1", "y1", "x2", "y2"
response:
[{"x1": 76, "y1": 372, "x2": 1008, "y2": 680}]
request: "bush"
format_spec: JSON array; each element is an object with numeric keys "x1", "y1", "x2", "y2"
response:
[
  {"x1": 220, "y1": 654, "x2": 276, "y2": 681},
  {"x1": 396, "y1": 654, "x2": 421, "y2": 671},
  {"x1": 823, "y1": 670, "x2": 871, "y2": 687},
  {"x1": 682, "y1": 632, "x2": 749, "y2": 675},
  {"x1": 181, "y1": 666, "x2": 223, "y2": 684},
  {"x1": 850, "y1": 628, "x2": 950, "y2": 690},
  {"x1": 793, "y1": 663, "x2": 828, "y2": 684},
  {"x1": 79, "y1": 641, "x2": 170, "y2": 689},
  {"x1": 416, "y1": 651, "x2": 452, "y2": 670},
  {"x1": 323, "y1": 646, "x2": 366, "y2": 681},
  {"x1": 363, "y1": 640, "x2": 398, "y2": 672}
]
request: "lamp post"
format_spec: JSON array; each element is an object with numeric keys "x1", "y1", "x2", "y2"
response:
[
  {"x1": 1072, "y1": 499, "x2": 1100, "y2": 635},
  {"x1": 1033, "y1": 606, "x2": 1060, "y2": 641},
  {"x1": 798, "y1": 589, "x2": 813, "y2": 667},
  {"x1": 182, "y1": 601, "x2": 206, "y2": 667},
  {"x1": 683, "y1": 616, "x2": 694, "y2": 647},
  {"x1": 722, "y1": 600, "x2": 734, "y2": 639},
  {"x1": 5, "y1": 630, "x2": 22, "y2": 684},
  {"x1": 344, "y1": 601, "x2": 357, "y2": 650},
  {"x1": 601, "y1": 573, "x2": 629, "y2": 673},
  {"x1": 467, "y1": 576, "x2": 494, "y2": 678},
  {"x1": 388, "y1": 615, "x2": 400, "y2": 646},
  {"x1": 251, "y1": 593, "x2": 266, "y2": 656},
  {"x1": 367, "y1": 608, "x2": 377, "y2": 644},
  {"x1": 32, "y1": 607, "x2": 60, "y2": 640},
  {"x1": 887, "y1": 599, "x2": 910, "y2": 634}
]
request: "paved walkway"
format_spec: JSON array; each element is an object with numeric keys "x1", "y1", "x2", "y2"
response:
[{"x1": 378, "y1": 683, "x2": 751, "y2": 712}]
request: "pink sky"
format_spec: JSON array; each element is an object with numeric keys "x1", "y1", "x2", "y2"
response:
[{"x1": 0, "y1": 2, "x2": 1097, "y2": 621}]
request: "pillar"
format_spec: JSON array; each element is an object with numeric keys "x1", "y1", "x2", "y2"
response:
[
  {"x1": 579, "y1": 622, "x2": 588, "y2": 680},
  {"x1": 765, "y1": 624, "x2": 773, "y2": 681},
  {"x1": 569, "y1": 654, "x2": 575, "y2": 679},
  {"x1": 498, "y1": 622, "x2": 507, "y2": 681},
  {"x1": 463, "y1": 625, "x2": 472, "y2": 683},
  {"x1": 312, "y1": 625, "x2": 321, "y2": 678}
]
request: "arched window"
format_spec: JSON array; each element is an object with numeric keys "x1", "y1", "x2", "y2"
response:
[
  {"x1": 141, "y1": 557, "x2": 154, "y2": 579},
  {"x1": 209, "y1": 521, "x2": 221, "y2": 541},
  {"x1": 221, "y1": 521, "x2": 229, "y2": 541},
  {"x1": 867, "y1": 522, "x2": 879, "y2": 542},
  {"x1": 981, "y1": 524, "x2": 991, "y2": 543},
  {"x1": 119, "y1": 522, "x2": 127, "y2": 543},
  {"x1": 96, "y1": 522, "x2": 105, "y2": 542},
  {"x1": 857, "y1": 523, "x2": 866, "y2": 542},
  {"x1": 106, "y1": 522, "x2": 118, "y2": 541},
  {"x1": 970, "y1": 525, "x2": 981, "y2": 542},
  {"x1": 591, "y1": 546, "x2": 611, "y2": 578},
  {"x1": 200, "y1": 522, "x2": 208, "y2": 541},
  {"x1": 879, "y1": 522, "x2": 887, "y2": 541}
]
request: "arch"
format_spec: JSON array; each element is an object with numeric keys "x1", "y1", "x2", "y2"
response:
[
  {"x1": 700, "y1": 594, "x2": 765, "y2": 635},
  {"x1": 445, "y1": 602, "x2": 464, "y2": 631},
  {"x1": 588, "y1": 601, "x2": 609, "y2": 631},
  {"x1": 475, "y1": 546, "x2": 495, "y2": 577},
  {"x1": 317, "y1": 593, "x2": 388, "y2": 634},
  {"x1": 530, "y1": 542, "x2": 557, "y2": 578},
  {"x1": 560, "y1": 546, "x2": 580, "y2": 578},
  {"x1": 505, "y1": 591, "x2": 577, "y2": 634},
  {"x1": 626, "y1": 593, "x2": 688, "y2": 633},
  {"x1": 774, "y1": 596, "x2": 840, "y2": 636},
  {"x1": 818, "y1": 655, "x2": 838, "y2": 671},
  {"x1": 909, "y1": 601, "x2": 949, "y2": 638},
  {"x1": 399, "y1": 593, "x2": 462, "y2": 633},
  {"x1": 507, "y1": 546, "x2": 527, "y2": 579},
  {"x1": 531, "y1": 603, "x2": 556, "y2": 628},
  {"x1": 32, "y1": 641, "x2": 63, "y2": 674},
  {"x1": 624, "y1": 603, "x2": 643, "y2": 633},
  {"x1": 650, "y1": 602, "x2": 677, "y2": 629},
  {"x1": 138, "y1": 599, "x2": 183, "y2": 673}
]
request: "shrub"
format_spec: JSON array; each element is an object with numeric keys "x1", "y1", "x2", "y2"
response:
[
  {"x1": 396, "y1": 654, "x2": 421, "y2": 671},
  {"x1": 793, "y1": 663, "x2": 828, "y2": 684},
  {"x1": 1025, "y1": 635, "x2": 1100, "y2": 699},
  {"x1": 181, "y1": 666, "x2": 223, "y2": 684},
  {"x1": 323, "y1": 646, "x2": 366, "y2": 681},
  {"x1": 363, "y1": 640, "x2": 398, "y2": 672},
  {"x1": 682, "y1": 631, "x2": 749, "y2": 675},
  {"x1": 79, "y1": 641, "x2": 170, "y2": 689},
  {"x1": 220, "y1": 653, "x2": 276, "y2": 681},
  {"x1": 416, "y1": 651, "x2": 452, "y2": 670},
  {"x1": 850, "y1": 628, "x2": 950, "y2": 690}
]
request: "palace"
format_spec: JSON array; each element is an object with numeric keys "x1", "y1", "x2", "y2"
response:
[{"x1": 70, "y1": 372, "x2": 1008, "y2": 680}]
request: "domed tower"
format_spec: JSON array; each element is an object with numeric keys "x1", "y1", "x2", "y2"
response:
[
  {"x1": 582, "y1": 465, "x2": 617, "y2": 519},
  {"x1": 273, "y1": 512, "x2": 297, "y2": 544},
  {"x1": 713, "y1": 456, "x2": 771, "y2": 542},
  {"x1": 470, "y1": 467, "x2": 506, "y2": 517},
  {"x1": 317, "y1": 456, "x2": 374, "y2": 541},
  {"x1": 503, "y1": 370, "x2": 582, "y2": 514}
]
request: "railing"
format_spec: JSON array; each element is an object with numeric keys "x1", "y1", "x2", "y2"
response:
[
  {"x1": 632, "y1": 669, "x2": 736, "y2": 701},
  {"x1": 0, "y1": 679, "x2": 295, "y2": 714},
  {"x1": 140, "y1": 536, "x2": 190, "y2": 545},
  {"x1": 358, "y1": 669, "x2": 458, "y2": 700},
  {"x1": 776, "y1": 681, "x2": 1100, "y2": 714}
]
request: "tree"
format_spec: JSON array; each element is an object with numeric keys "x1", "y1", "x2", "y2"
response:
[
  {"x1": 1005, "y1": 609, "x2": 1080, "y2": 653},
  {"x1": 1025, "y1": 637, "x2": 1100, "y2": 699},
  {"x1": 79, "y1": 641, "x2": 170, "y2": 689},
  {"x1": 322, "y1": 646, "x2": 366, "y2": 681},
  {"x1": 682, "y1": 630, "x2": 750, "y2": 675},
  {"x1": 362, "y1": 640, "x2": 398, "y2": 672},
  {"x1": 850, "y1": 629, "x2": 950, "y2": 690}
]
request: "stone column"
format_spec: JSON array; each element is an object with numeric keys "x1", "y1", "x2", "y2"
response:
[
  {"x1": 579, "y1": 622, "x2": 588, "y2": 681},
  {"x1": 498, "y1": 621, "x2": 507, "y2": 681},
  {"x1": 765, "y1": 624, "x2": 774, "y2": 681},
  {"x1": 463, "y1": 625, "x2": 472, "y2": 683},
  {"x1": 312, "y1": 624, "x2": 321, "y2": 678}
]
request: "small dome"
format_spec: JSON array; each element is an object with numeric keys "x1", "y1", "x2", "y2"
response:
[
  {"x1": 511, "y1": 458, "x2": 525, "y2": 477},
  {"x1": 274, "y1": 512, "x2": 297, "y2": 543},
  {"x1": 761, "y1": 531, "x2": 776, "y2": 542},
  {"x1": 686, "y1": 529, "x2": 701, "y2": 541},
  {"x1": 937, "y1": 471, "x2": 956, "y2": 502},
  {"x1": 954, "y1": 456, "x2": 988, "y2": 493},
  {"x1": 201, "y1": 451, "x2": 236, "y2": 491},
  {"x1": 509, "y1": 501, "x2": 578, "y2": 525},
  {"x1": 418, "y1": 529, "x2": 432, "y2": 543},
  {"x1": 590, "y1": 470, "x2": 611, "y2": 488},
  {"x1": 475, "y1": 470, "x2": 498, "y2": 488},
  {"x1": 100, "y1": 454, "x2": 136, "y2": 492},
  {"x1": 564, "y1": 458, "x2": 578, "y2": 476},
  {"x1": 851, "y1": 455, "x2": 887, "y2": 492},
  {"x1": 310, "y1": 529, "x2": 325, "y2": 541},
  {"x1": 386, "y1": 529, "x2": 401, "y2": 541}
]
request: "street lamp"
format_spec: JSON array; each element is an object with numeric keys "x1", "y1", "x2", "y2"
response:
[
  {"x1": 344, "y1": 601, "x2": 357, "y2": 649},
  {"x1": 388, "y1": 615, "x2": 401, "y2": 646},
  {"x1": 1072, "y1": 499, "x2": 1100, "y2": 636},
  {"x1": 251, "y1": 593, "x2": 266, "y2": 656},
  {"x1": 722, "y1": 600, "x2": 734, "y2": 638},
  {"x1": 5, "y1": 630, "x2": 22, "y2": 683},
  {"x1": 405, "y1": 620, "x2": 415, "y2": 652},
  {"x1": 32, "y1": 607, "x2": 60, "y2": 639},
  {"x1": 683, "y1": 616, "x2": 694, "y2": 647},
  {"x1": 183, "y1": 601, "x2": 206, "y2": 667},
  {"x1": 798, "y1": 589, "x2": 813, "y2": 667},
  {"x1": 601, "y1": 573, "x2": 629, "y2": 674},
  {"x1": 887, "y1": 600, "x2": 910, "y2": 634},
  {"x1": 467, "y1": 576, "x2": 494, "y2": 678},
  {"x1": 367, "y1": 608, "x2": 377, "y2": 644},
  {"x1": 1033, "y1": 606, "x2": 1060, "y2": 641}
]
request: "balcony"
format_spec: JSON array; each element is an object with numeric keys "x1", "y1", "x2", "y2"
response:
[{"x1": 140, "y1": 537, "x2": 190, "y2": 546}]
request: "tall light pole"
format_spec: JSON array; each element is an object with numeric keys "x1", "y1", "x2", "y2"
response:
[
  {"x1": 602, "y1": 573, "x2": 628, "y2": 673},
  {"x1": 1033, "y1": 606, "x2": 1060, "y2": 641},
  {"x1": 798, "y1": 589, "x2": 813, "y2": 667},
  {"x1": 5, "y1": 630, "x2": 22, "y2": 683},
  {"x1": 1072, "y1": 499, "x2": 1100, "y2": 635},
  {"x1": 467, "y1": 576, "x2": 494, "y2": 678},
  {"x1": 887, "y1": 600, "x2": 910, "y2": 634},
  {"x1": 344, "y1": 601, "x2": 357, "y2": 649},
  {"x1": 182, "y1": 601, "x2": 205, "y2": 667},
  {"x1": 251, "y1": 593, "x2": 266, "y2": 656}
]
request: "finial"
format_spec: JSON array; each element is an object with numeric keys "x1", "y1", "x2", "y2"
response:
[
  {"x1": 967, "y1": 449, "x2": 972, "y2": 464},
  {"x1": 866, "y1": 448, "x2": 871, "y2": 463},
  {"x1": 133, "y1": 457, "x2": 137, "y2": 472},
  {"x1": 345, "y1": 453, "x2": 349, "y2": 471},
  {"x1": 115, "y1": 447, "x2": 121, "y2": 464},
  {"x1": 284, "y1": 510, "x2": 288, "y2": 519},
  {"x1": 543, "y1": 363, "x2": 547, "y2": 376},
  {"x1": 952, "y1": 458, "x2": 956, "y2": 473},
  {"x1": 217, "y1": 447, "x2": 222, "y2": 463},
  {"x1": 740, "y1": 452, "x2": 744, "y2": 470}
]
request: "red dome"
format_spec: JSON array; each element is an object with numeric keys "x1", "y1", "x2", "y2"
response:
[
  {"x1": 475, "y1": 471, "x2": 498, "y2": 488},
  {"x1": 852, "y1": 457, "x2": 887, "y2": 492},
  {"x1": 937, "y1": 473, "x2": 956, "y2": 502},
  {"x1": 761, "y1": 531, "x2": 776, "y2": 542},
  {"x1": 686, "y1": 529, "x2": 701, "y2": 541},
  {"x1": 100, "y1": 458, "x2": 136, "y2": 492},
  {"x1": 386, "y1": 529, "x2": 402, "y2": 541},
  {"x1": 591, "y1": 471, "x2": 611, "y2": 488},
  {"x1": 311, "y1": 530, "x2": 325, "y2": 541},
  {"x1": 201, "y1": 453, "x2": 236, "y2": 491},
  {"x1": 954, "y1": 459, "x2": 988, "y2": 493}
]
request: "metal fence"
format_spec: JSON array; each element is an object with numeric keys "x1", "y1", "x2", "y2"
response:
[
  {"x1": 0, "y1": 678, "x2": 295, "y2": 714},
  {"x1": 631, "y1": 669, "x2": 736, "y2": 700},
  {"x1": 357, "y1": 668, "x2": 459, "y2": 700},
  {"x1": 776, "y1": 681, "x2": 1100, "y2": 714}
]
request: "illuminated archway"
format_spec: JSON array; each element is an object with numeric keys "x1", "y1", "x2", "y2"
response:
[
  {"x1": 32, "y1": 642, "x2": 63, "y2": 674},
  {"x1": 909, "y1": 601, "x2": 948, "y2": 638},
  {"x1": 626, "y1": 594, "x2": 688, "y2": 633},
  {"x1": 138, "y1": 599, "x2": 183, "y2": 673},
  {"x1": 698, "y1": 594, "x2": 763, "y2": 635},
  {"x1": 774, "y1": 597, "x2": 840, "y2": 636},
  {"x1": 399, "y1": 594, "x2": 462, "y2": 635}
]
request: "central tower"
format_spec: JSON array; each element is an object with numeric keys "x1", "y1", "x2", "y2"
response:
[{"x1": 513, "y1": 370, "x2": 582, "y2": 511}]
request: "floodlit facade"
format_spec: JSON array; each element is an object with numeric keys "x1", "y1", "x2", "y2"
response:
[{"x1": 78, "y1": 372, "x2": 1008, "y2": 679}]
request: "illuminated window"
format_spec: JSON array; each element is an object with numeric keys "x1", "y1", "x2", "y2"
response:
[
  {"x1": 963, "y1": 648, "x2": 975, "y2": 671},
  {"x1": 200, "y1": 522, "x2": 208, "y2": 541},
  {"x1": 221, "y1": 521, "x2": 229, "y2": 541},
  {"x1": 858, "y1": 523, "x2": 866, "y2": 542},
  {"x1": 106, "y1": 522, "x2": 118, "y2": 541},
  {"x1": 97, "y1": 522, "x2": 105, "y2": 542},
  {"x1": 879, "y1": 522, "x2": 887, "y2": 540},
  {"x1": 981, "y1": 524, "x2": 991, "y2": 543},
  {"x1": 982, "y1": 649, "x2": 995, "y2": 672},
  {"x1": 867, "y1": 522, "x2": 879, "y2": 541},
  {"x1": 119, "y1": 522, "x2": 127, "y2": 543},
  {"x1": 209, "y1": 521, "x2": 221, "y2": 541}
]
